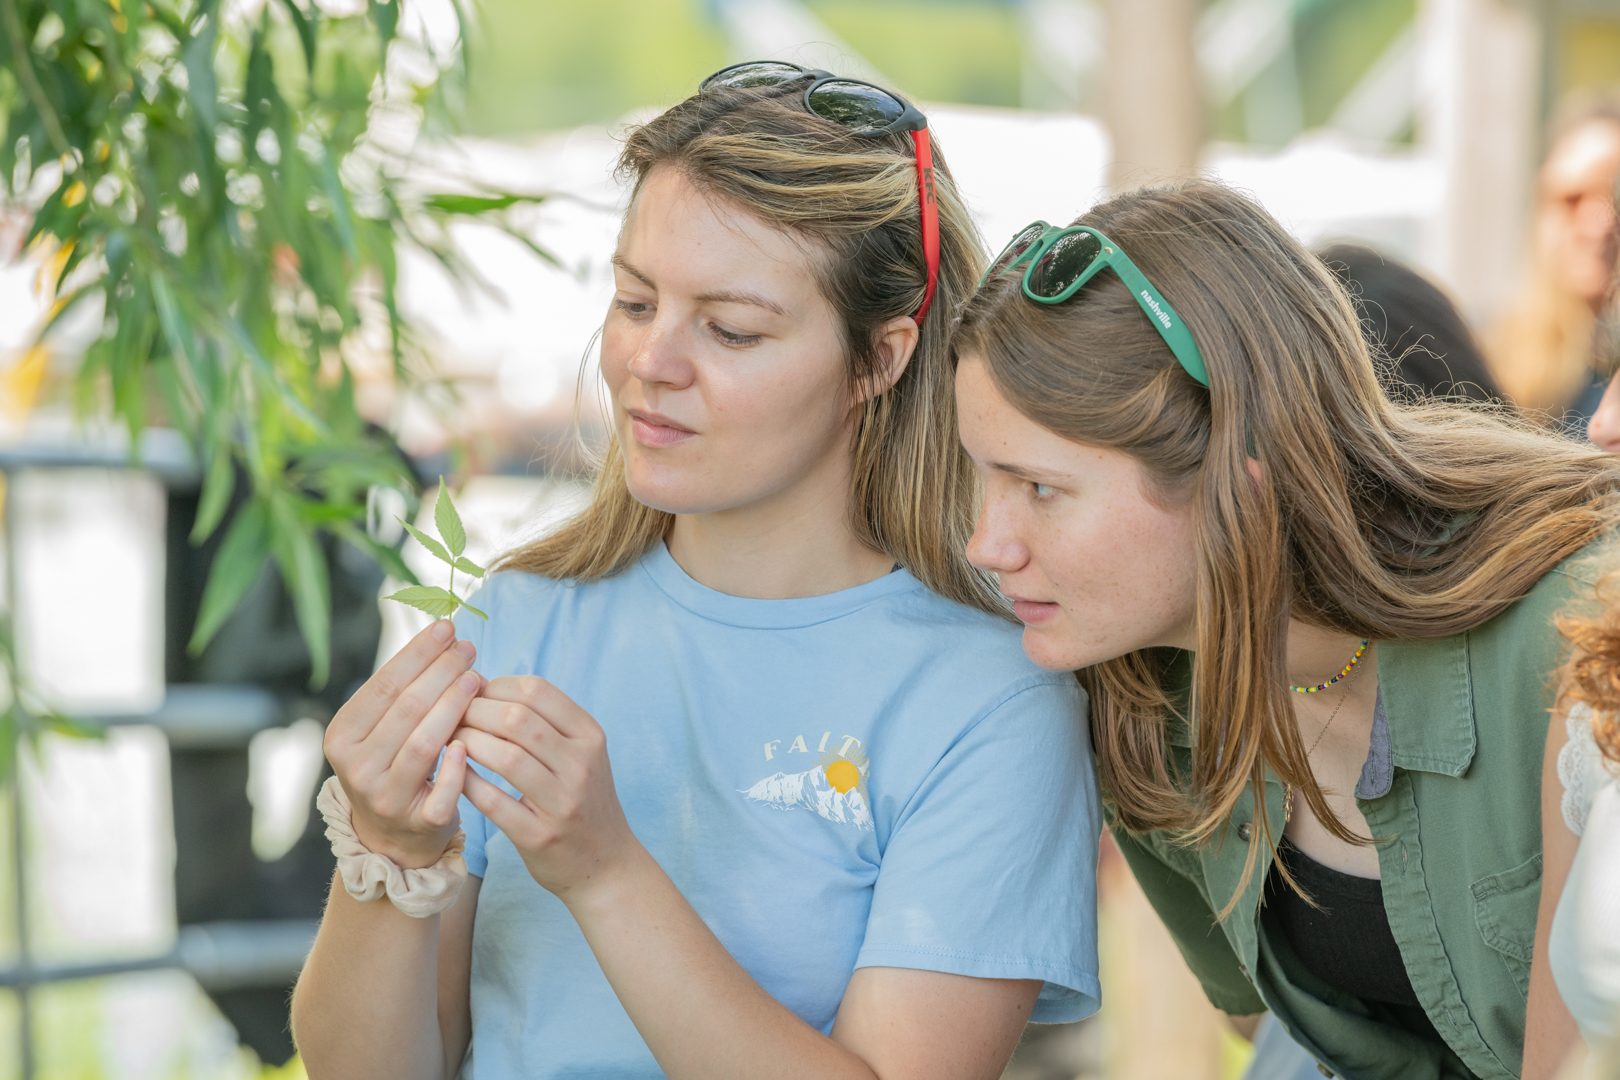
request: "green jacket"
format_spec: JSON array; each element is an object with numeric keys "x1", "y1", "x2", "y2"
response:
[{"x1": 1111, "y1": 553, "x2": 1602, "y2": 1079}]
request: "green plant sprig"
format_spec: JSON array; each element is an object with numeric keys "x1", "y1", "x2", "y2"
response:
[{"x1": 386, "y1": 476, "x2": 487, "y2": 620}]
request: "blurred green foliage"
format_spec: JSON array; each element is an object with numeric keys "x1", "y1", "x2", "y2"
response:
[
  {"x1": 0, "y1": 0, "x2": 539, "y2": 703},
  {"x1": 462, "y1": 0, "x2": 1416, "y2": 145},
  {"x1": 1294, "y1": 0, "x2": 1413, "y2": 128},
  {"x1": 808, "y1": 0, "x2": 1023, "y2": 107},
  {"x1": 460, "y1": 0, "x2": 1026, "y2": 134},
  {"x1": 463, "y1": 0, "x2": 727, "y2": 134},
  {"x1": 1210, "y1": 0, "x2": 1415, "y2": 146}
]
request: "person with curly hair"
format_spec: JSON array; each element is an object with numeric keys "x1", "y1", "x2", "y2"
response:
[{"x1": 1538, "y1": 576, "x2": 1620, "y2": 1070}]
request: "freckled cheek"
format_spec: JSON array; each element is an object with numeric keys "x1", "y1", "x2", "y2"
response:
[
  {"x1": 705, "y1": 368, "x2": 839, "y2": 444},
  {"x1": 1041, "y1": 502, "x2": 1184, "y2": 627}
]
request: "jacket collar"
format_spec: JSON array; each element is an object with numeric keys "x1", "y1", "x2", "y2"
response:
[
  {"x1": 1157, "y1": 640, "x2": 1476, "y2": 777},
  {"x1": 1376, "y1": 634, "x2": 1476, "y2": 777}
]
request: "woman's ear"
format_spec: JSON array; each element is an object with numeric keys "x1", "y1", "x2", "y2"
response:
[{"x1": 857, "y1": 315, "x2": 922, "y2": 404}]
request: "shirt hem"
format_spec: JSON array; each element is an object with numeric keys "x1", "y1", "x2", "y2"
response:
[{"x1": 854, "y1": 944, "x2": 1100, "y2": 1024}]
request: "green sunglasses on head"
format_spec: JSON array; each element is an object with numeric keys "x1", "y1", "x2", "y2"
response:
[{"x1": 982, "y1": 221, "x2": 1210, "y2": 387}]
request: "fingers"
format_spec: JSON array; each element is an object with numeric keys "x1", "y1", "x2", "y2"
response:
[
  {"x1": 380, "y1": 668, "x2": 483, "y2": 809},
  {"x1": 363, "y1": 638, "x2": 478, "y2": 770},
  {"x1": 459, "y1": 698, "x2": 557, "y2": 763},
  {"x1": 479, "y1": 675, "x2": 597, "y2": 740},
  {"x1": 455, "y1": 727, "x2": 556, "y2": 804},
  {"x1": 462, "y1": 766, "x2": 531, "y2": 837},
  {"x1": 422, "y1": 740, "x2": 467, "y2": 828},
  {"x1": 328, "y1": 620, "x2": 459, "y2": 749}
]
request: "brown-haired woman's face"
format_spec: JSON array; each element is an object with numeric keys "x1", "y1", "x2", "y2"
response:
[
  {"x1": 601, "y1": 167, "x2": 856, "y2": 516},
  {"x1": 956, "y1": 358, "x2": 1200, "y2": 670}
]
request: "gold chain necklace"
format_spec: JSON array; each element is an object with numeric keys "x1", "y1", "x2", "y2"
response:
[{"x1": 1283, "y1": 657, "x2": 1365, "y2": 823}]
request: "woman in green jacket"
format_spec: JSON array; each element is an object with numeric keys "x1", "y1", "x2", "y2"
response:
[{"x1": 949, "y1": 180, "x2": 1620, "y2": 1079}]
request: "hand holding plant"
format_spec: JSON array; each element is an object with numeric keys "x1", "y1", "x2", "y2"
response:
[{"x1": 387, "y1": 479, "x2": 488, "y2": 620}]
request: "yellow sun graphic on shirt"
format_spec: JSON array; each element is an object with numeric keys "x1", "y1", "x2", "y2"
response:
[{"x1": 816, "y1": 745, "x2": 868, "y2": 799}]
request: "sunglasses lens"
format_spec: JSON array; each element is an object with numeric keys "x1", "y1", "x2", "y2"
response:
[
  {"x1": 1028, "y1": 232, "x2": 1103, "y2": 299},
  {"x1": 989, "y1": 224, "x2": 1048, "y2": 280},
  {"x1": 806, "y1": 80, "x2": 907, "y2": 134},
  {"x1": 703, "y1": 62, "x2": 809, "y2": 90}
]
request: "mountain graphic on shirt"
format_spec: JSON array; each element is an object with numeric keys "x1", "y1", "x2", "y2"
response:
[{"x1": 741, "y1": 765, "x2": 874, "y2": 831}]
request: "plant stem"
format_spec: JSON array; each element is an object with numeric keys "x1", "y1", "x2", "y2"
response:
[{"x1": 1, "y1": 0, "x2": 71, "y2": 157}]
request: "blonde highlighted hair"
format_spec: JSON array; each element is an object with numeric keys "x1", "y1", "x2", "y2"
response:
[
  {"x1": 498, "y1": 81, "x2": 1001, "y2": 613},
  {"x1": 953, "y1": 181, "x2": 1620, "y2": 912}
]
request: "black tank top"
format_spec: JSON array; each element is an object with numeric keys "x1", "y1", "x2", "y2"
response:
[{"x1": 1265, "y1": 839, "x2": 1447, "y2": 1046}]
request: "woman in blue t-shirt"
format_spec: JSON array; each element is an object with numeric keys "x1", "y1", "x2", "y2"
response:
[{"x1": 291, "y1": 67, "x2": 1101, "y2": 1080}]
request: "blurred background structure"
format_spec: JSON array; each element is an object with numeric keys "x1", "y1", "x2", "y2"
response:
[{"x1": 3, "y1": 0, "x2": 1620, "y2": 1078}]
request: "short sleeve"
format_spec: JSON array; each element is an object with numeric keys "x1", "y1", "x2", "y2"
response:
[
  {"x1": 1110, "y1": 825, "x2": 1266, "y2": 1016},
  {"x1": 1560, "y1": 702, "x2": 1610, "y2": 836},
  {"x1": 855, "y1": 677, "x2": 1102, "y2": 1023}
]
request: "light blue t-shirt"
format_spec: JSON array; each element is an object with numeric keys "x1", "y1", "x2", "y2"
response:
[{"x1": 451, "y1": 543, "x2": 1101, "y2": 1078}]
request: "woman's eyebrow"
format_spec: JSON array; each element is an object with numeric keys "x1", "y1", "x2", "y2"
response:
[
  {"x1": 992, "y1": 461, "x2": 1071, "y2": 484},
  {"x1": 694, "y1": 289, "x2": 789, "y2": 317},
  {"x1": 612, "y1": 255, "x2": 788, "y2": 317},
  {"x1": 611, "y1": 254, "x2": 654, "y2": 287}
]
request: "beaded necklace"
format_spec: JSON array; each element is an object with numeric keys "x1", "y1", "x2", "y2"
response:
[
  {"x1": 1282, "y1": 639, "x2": 1371, "y2": 823},
  {"x1": 1289, "y1": 638, "x2": 1369, "y2": 694}
]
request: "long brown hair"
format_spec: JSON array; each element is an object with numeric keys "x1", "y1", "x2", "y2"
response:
[
  {"x1": 952, "y1": 181, "x2": 1620, "y2": 909},
  {"x1": 499, "y1": 82, "x2": 1000, "y2": 613}
]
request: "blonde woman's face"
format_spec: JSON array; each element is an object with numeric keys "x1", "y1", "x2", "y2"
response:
[
  {"x1": 956, "y1": 358, "x2": 1200, "y2": 671},
  {"x1": 1538, "y1": 119, "x2": 1620, "y2": 306},
  {"x1": 600, "y1": 168, "x2": 856, "y2": 517}
]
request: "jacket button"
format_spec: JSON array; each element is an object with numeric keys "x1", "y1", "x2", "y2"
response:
[
  {"x1": 1237, "y1": 821, "x2": 1252, "y2": 842},
  {"x1": 1317, "y1": 1065, "x2": 1335, "y2": 1077}
]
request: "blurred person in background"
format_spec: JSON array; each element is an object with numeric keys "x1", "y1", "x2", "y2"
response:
[
  {"x1": 1488, "y1": 96, "x2": 1620, "y2": 428},
  {"x1": 1579, "y1": 168, "x2": 1620, "y2": 456},
  {"x1": 1531, "y1": 570, "x2": 1620, "y2": 1075},
  {"x1": 290, "y1": 67, "x2": 1103, "y2": 1080},
  {"x1": 953, "y1": 181, "x2": 1620, "y2": 1079},
  {"x1": 1319, "y1": 243, "x2": 1502, "y2": 406}
]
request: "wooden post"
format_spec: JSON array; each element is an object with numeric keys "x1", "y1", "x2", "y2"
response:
[
  {"x1": 1417, "y1": 0, "x2": 1541, "y2": 324},
  {"x1": 1104, "y1": 0, "x2": 1204, "y2": 191}
]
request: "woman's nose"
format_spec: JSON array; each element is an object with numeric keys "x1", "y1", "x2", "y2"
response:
[
  {"x1": 966, "y1": 497, "x2": 1029, "y2": 576},
  {"x1": 1589, "y1": 369, "x2": 1620, "y2": 453},
  {"x1": 625, "y1": 319, "x2": 695, "y2": 389}
]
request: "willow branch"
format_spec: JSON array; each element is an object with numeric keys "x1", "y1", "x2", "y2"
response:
[{"x1": 1, "y1": 0, "x2": 71, "y2": 157}]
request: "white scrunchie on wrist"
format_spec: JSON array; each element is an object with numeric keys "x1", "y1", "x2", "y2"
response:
[{"x1": 317, "y1": 775, "x2": 467, "y2": 918}]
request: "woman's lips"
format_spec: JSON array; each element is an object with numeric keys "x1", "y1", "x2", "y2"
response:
[
  {"x1": 1010, "y1": 598, "x2": 1061, "y2": 624},
  {"x1": 628, "y1": 409, "x2": 696, "y2": 448}
]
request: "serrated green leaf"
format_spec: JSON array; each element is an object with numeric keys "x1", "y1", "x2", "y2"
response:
[
  {"x1": 189, "y1": 500, "x2": 272, "y2": 655},
  {"x1": 399, "y1": 517, "x2": 452, "y2": 566},
  {"x1": 385, "y1": 585, "x2": 460, "y2": 619},
  {"x1": 460, "y1": 600, "x2": 489, "y2": 620},
  {"x1": 191, "y1": 446, "x2": 235, "y2": 544},
  {"x1": 435, "y1": 478, "x2": 467, "y2": 557},
  {"x1": 453, "y1": 556, "x2": 485, "y2": 579}
]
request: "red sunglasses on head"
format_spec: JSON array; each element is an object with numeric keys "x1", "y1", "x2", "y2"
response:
[{"x1": 701, "y1": 61, "x2": 941, "y2": 325}]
